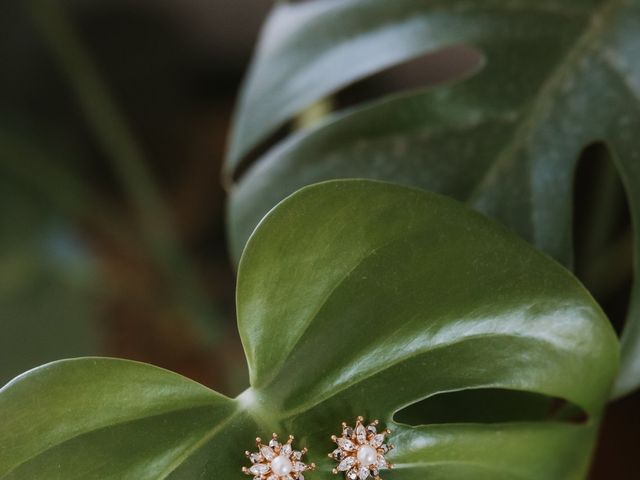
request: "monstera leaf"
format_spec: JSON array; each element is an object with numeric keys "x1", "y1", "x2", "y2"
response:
[
  {"x1": 225, "y1": 0, "x2": 640, "y2": 397},
  {"x1": 0, "y1": 181, "x2": 618, "y2": 479}
]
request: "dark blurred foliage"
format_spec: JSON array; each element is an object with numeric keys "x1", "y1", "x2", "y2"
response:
[
  {"x1": 0, "y1": 1, "x2": 636, "y2": 477},
  {"x1": 0, "y1": 0, "x2": 271, "y2": 394}
]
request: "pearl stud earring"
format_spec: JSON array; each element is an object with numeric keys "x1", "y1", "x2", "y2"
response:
[
  {"x1": 243, "y1": 433, "x2": 315, "y2": 479},
  {"x1": 329, "y1": 416, "x2": 393, "y2": 480}
]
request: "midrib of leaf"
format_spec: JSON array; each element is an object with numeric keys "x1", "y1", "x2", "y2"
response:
[
  {"x1": 247, "y1": 195, "x2": 415, "y2": 389},
  {"x1": 251, "y1": 215, "x2": 602, "y2": 413},
  {"x1": 0, "y1": 402, "x2": 235, "y2": 480},
  {"x1": 599, "y1": 50, "x2": 640, "y2": 105},
  {"x1": 465, "y1": 0, "x2": 625, "y2": 217},
  {"x1": 1, "y1": 388, "x2": 293, "y2": 479},
  {"x1": 156, "y1": 408, "x2": 244, "y2": 480},
  {"x1": 158, "y1": 389, "x2": 290, "y2": 479}
]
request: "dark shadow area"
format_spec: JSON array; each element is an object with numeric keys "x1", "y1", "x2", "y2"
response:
[
  {"x1": 393, "y1": 388, "x2": 587, "y2": 425},
  {"x1": 573, "y1": 141, "x2": 633, "y2": 335},
  {"x1": 589, "y1": 388, "x2": 640, "y2": 478}
]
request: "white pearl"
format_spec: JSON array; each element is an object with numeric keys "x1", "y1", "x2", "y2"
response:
[
  {"x1": 271, "y1": 455, "x2": 293, "y2": 476},
  {"x1": 357, "y1": 445, "x2": 377, "y2": 466}
]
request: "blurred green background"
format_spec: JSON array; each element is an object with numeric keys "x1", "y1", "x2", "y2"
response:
[{"x1": 0, "y1": 1, "x2": 638, "y2": 478}]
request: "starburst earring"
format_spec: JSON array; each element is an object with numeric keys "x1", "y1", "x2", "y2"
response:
[
  {"x1": 329, "y1": 416, "x2": 393, "y2": 480},
  {"x1": 243, "y1": 433, "x2": 315, "y2": 479}
]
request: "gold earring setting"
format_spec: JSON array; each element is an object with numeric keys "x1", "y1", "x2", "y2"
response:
[
  {"x1": 330, "y1": 416, "x2": 393, "y2": 480},
  {"x1": 243, "y1": 433, "x2": 316, "y2": 480}
]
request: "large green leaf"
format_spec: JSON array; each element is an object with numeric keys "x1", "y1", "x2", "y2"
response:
[
  {"x1": 225, "y1": 0, "x2": 640, "y2": 397},
  {"x1": 0, "y1": 181, "x2": 618, "y2": 479}
]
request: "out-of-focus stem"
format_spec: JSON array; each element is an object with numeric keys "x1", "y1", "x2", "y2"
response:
[{"x1": 28, "y1": 0, "x2": 221, "y2": 340}]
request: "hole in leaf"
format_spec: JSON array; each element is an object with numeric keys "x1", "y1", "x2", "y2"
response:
[
  {"x1": 230, "y1": 45, "x2": 483, "y2": 183},
  {"x1": 573, "y1": 141, "x2": 633, "y2": 336},
  {"x1": 393, "y1": 389, "x2": 587, "y2": 425},
  {"x1": 230, "y1": 120, "x2": 295, "y2": 186},
  {"x1": 331, "y1": 45, "x2": 482, "y2": 115}
]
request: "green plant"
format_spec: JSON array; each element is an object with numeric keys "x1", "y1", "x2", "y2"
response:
[
  {"x1": 225, "y1": 0, "x2": 640, "y2": 398},
  {"x1": 0, "y1": 0, "x2": 636, "y2": 478},
  {"x1": 0, "y1": 181, "x2": 618, "y2": 478}
]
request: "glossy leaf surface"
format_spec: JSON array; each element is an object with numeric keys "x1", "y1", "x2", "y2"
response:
[
  {"x1": 0, "y1": 181, "x2": 619, "y2": 479},
  {"x1": 226, "y1": 0, "x2": 640, "y2": 397}
]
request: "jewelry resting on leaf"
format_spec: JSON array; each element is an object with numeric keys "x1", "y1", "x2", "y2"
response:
[
  {"x1": 243, "y1": 433, "x2": 316, "y2": 480},
  {"x1": 330, "y1": 416, "x2": 393, "y2": 480}
]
